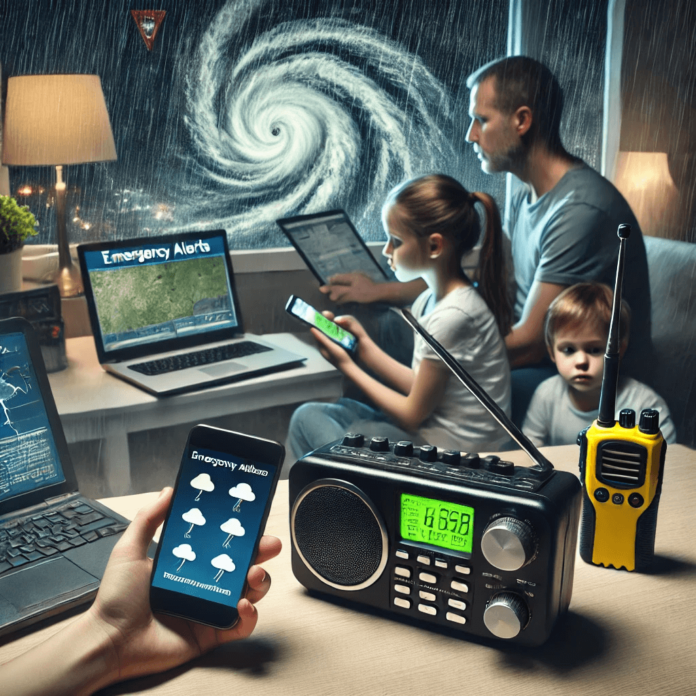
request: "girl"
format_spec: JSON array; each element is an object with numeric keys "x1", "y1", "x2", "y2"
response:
[{"x1": 286, "y1": 174, "x2": 513, "y2": 465}]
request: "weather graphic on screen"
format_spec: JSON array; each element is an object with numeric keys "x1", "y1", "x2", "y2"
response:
[
  {"x1": 0, "y1": 333, "x2": 65, "y2": 502},
  {"x1": 89, "y1": 255, "x2": 233, "y2": 350},
  {"x1": 151, "y1": 446, "x2": 277, "y2": 607}
]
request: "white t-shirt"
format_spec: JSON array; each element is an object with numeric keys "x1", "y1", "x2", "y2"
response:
[
  {"x1": 522, "y1": 374, "x2": 677, "y2": 447},
  {"x1": 411, "y1": 286, "x2": 511, "y2": 452}
]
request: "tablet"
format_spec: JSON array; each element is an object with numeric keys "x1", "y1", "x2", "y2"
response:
[{"x1": 276, "y1": 210, "x2": 390, "y2": 286}]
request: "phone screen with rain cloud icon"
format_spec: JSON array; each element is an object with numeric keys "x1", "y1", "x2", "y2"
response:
[{"x1": 150, "y1": 425, "x2": 283, "y2": 629}]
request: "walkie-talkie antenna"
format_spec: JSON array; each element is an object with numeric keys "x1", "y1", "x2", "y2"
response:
[
  {"x1": 398, "y1": 307, "x2": 554, "y2": 475},
  {"x1": 597, "y1": 223, "x2": 631, "y2": 427}
]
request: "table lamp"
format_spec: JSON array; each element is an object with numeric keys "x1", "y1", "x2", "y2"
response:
[{"x1": 1, "y1": 74, "x2": 117, "y2": 297}]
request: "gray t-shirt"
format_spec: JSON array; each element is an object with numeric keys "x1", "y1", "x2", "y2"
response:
[
  {"x1": 522, "y1": 374, "x2": 676, "y2": 447},
  {"x1": 412, "y1": 286, "x2": 511, "y2": 451},
  {"x1": 506, "y1": 163, "x2": 652, "y2": 376}
]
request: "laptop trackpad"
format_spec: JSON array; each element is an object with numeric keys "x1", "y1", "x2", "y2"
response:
[
  {"x1": 0, "y1": 557, "x2": 97, "y2": 609},
  {"x1": 199, "y1": 362, "x2": 246, "y2": 378}
]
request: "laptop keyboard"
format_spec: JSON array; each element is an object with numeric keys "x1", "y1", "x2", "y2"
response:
[
  {"x1": 128, "y1": 340, "x2": 273, "y2": 376},
  {"x1": 0, "y1": 500, "x2": 128, "y2": 576}
]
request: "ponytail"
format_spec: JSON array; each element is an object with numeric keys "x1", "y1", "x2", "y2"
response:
[{"x1": 471, "y1": 191, "x2": 513, "y2": 337}]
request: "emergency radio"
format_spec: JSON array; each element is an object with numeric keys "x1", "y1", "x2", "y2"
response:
[
  {"x1": 578, "y1": 224, "x2": 667, "y2": 572},
  {"x1": 290, "y1": 309, "x2": 581, "y2": 646}
]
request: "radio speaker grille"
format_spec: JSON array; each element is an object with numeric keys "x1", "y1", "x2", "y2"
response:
[{"x1": 292, "y1": 482, "x2": 387, "y2": 589}]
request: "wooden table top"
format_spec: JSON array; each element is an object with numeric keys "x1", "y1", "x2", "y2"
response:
[{"x1": 1, "y1": 443, "x2": 694, "y2": 695}]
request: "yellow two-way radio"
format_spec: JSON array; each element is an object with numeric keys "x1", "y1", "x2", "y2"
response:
[{"x1": 578, "y1": 224, "x2": 666, "y2": 572}]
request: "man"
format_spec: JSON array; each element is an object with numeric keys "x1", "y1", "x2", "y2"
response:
[
  {"x1": 465, "y1": 56, "x2": 650, "y2": 423},
  {"x1": 322, "y1": 56, "x2": 650, "y2": 425}
]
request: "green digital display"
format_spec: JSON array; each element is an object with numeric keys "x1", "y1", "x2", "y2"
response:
[{"x1": 400, "y1": 493, "x2": 474, "y2": 554}]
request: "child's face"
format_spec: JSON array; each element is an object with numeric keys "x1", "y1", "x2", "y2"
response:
[
  {"x1": 551, "y1": 326, "x2": 606, "y2": 399},
  {"x1": 382, "y1": 211, "x2": 430, "y2": 283}
]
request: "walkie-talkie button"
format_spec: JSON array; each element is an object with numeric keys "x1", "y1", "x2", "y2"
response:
[
  {"x1": 451, "y1": 580, "x2": 469, "y2": 593},
  {"x1": 395, "y1": 566, "x2": 411, "y2": 579},
  {"x1": 446, "y1": 612, "x2": 467, "y2": 624},
  {"x1": 418, "y1": 604, "x2": 438, "y2": 616},
  {"x1": 455, "y1": 564, "x2": 471, "y2": 575},
  {"x1": 417, "y1": 555, "x2": 431, "y2": 566},
  {"x1": 419, "y1": 590, "x2": 436, "y2": 602},
  {"x1": 395, "y1": 549, "x2": 409, "y2": 560},
  {"x1": 394, "y1": 597, "x2": 411, "y2": 609},
  {"x1": 612, "y1": 493, "x2": 625, "y2": 505},
  {"x1": 442, "y1": 450, "x2": 461, "y2": 466},
  {"x1": 370, "y1": 436, "x2": 389, "y2": 452},
  {"x1": 594, "y1": 488, "x2": 609, "y2": 502},
  {"x1": 394, "y1": 584, "x2": 411, "y2": 595},
  {"x1": 448, "y1": 598, "x2": 467, "y2": 610},
  {"x1": 462, "y1": 453, "x2": 481, "y2": 469},
  {"x1": 419, "y1": 572, "x2": 437, "y2": 584},
  {"x1": 435, "y1": 559, "x2": 448, "y2": 569},
  {"x1": 628, "y1": 493, "x2": 644, "y2": 508}
]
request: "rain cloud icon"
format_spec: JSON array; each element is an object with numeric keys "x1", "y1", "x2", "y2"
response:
[
  {"x1": 229, "y1": 482, "x2": 255, "y2": 512},
  {"x1": 212, "y1": 553, "x2": 236, "y2": 582},
  {"x1": 220, "y1": 518, "x2": 245, "y2": 548},
  {"x1": 182, "y1": 508, "x2": 206, "y2": 538},
  {"x1": 190, "y1": 473, "x2": 215, "y2": 501},
  {"x1": 172, "y1": 543, "x2": 196, "y2": 571}
]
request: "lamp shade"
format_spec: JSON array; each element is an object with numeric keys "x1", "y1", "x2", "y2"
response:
[{"x1": 2, "y1": 74, "x2": 117, "y2": 166}]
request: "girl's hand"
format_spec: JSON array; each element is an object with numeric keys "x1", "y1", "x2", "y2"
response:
[{"x1": 310, "y1": 327, "x2": 355, "y2": 371}]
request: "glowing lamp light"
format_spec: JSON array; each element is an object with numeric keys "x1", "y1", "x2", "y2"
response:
[{"x1": 613, "y1": 152, "x2": 679, "y2": 237}]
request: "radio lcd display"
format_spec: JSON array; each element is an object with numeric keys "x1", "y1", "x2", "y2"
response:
[{"x1": 400, "y1": 493, "x2": 474, "y2": 554}]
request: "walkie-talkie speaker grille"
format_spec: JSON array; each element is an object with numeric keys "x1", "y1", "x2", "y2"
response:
[{"x1": 291, "y1": 480, "x2": 388, "y2": 590}]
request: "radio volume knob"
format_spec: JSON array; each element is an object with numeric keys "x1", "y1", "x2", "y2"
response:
[
  {"x1": 481, "y1": 517, "x2": 536, "y2": 571},
  {"x1": 483, "y1": 592, "x2": 529, "y2": 639}
]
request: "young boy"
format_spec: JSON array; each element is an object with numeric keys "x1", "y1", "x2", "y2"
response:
[{"x1": 522, "y1": 283, "x2": 676, "y2": 447}]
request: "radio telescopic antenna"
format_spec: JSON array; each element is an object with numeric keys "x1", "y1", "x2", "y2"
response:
[
  {"x1": 597, "y1": 223, "x2": 631, "y2": 427},
  {"x1": 398, "y1": 307, "x2": 554, "y2": 475}
]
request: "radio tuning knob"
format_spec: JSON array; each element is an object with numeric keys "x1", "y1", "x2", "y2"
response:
[
  {"x1": 442, "y1": 450, "x2": 461, "y2": 466},
  {"x1": 483, "y1": 592, "x2": 529, "y2": 639},
  {"x1": 342, "y1": 432, "x2": 365, "y2": 448},
  {"x1": 369, "y1": 436, "x2": 389, "y2": 452},
  {"x1": 481, "y1": 517, "x2": 536, "y2": 571}
]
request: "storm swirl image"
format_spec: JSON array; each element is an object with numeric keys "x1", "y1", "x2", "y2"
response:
[{"x1": 181, "y1": 0, "x2": 456, "y2": 242}]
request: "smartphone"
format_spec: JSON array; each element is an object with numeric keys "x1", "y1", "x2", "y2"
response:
[
  {"x1": 285, "y1": 294, "x2": 358, "y2": 353},
  {"x1": 149, "y1": 425, "x2": 284, "y2": 629}
]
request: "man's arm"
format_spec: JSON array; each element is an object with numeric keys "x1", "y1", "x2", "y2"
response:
[
  {"x1": 505, "y1": 281, "x2": 566, "y2": 368},
  {"x1": 320, "y1": 273, "x2": 426, "y2": 306}
]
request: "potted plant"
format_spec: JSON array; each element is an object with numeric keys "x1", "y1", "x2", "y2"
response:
[{"x1": 0, "y1": 195, "x2": 39, "y2": 293}]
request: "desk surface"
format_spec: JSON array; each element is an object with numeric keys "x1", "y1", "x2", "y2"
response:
[
  {"x1": 47, "y1": 333, "x2": 342, "y2": 495},
  {"x1": 1, "y1": 444, "x2": 694, "y2": 695}
]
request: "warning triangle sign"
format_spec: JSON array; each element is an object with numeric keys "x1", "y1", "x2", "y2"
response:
[{"x1": 131, "y1": 10, "x2": 166, "y2": 51}]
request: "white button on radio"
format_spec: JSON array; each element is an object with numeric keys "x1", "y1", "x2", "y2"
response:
[
  {"x1": 419, "y1": 572, "x2": 437, "y2": 584},
  {"x1": 448, "y1": 598, "x2": 467, "y2": 610},
  {"x1": 419, "y1": 590, "x2": 436, "y2": 601},
  {"x1": 394, "y1": 597, "x2": 411, "y2": 609},
  {"x1": 394, "y1": 584, "x2": 411, "y2": 595},
  {"x1": 418, "y1": 604, "x2": 437, "y2": 616},
  {"x1": 446, "y1": 612, "x2": 467, "y2": 624},
  {"x1": 417, "y1": 555, "x2": 431, "y2": 566},
  {"x1": 395, "y1": 566, "x2": 411, "y2": 578},
  {"x1": 396, "y1": 550, "x2": 409, "y2": 560},
  {"x1": 455, "y1": 564, "x2": 471, "y2": 575},
  {"x1": 451, "y1": 580, "x2": 469, "y2": 593},
  {"x1": 435, "y1": 559, "x2": 448, "y2": 569}
]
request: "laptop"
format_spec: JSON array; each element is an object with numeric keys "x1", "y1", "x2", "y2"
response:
[
  {"x1": 276, "y1": 209, "x2": 390, "y2": 286},
  {"x1": 0, "y1": 317, "x2": 130, "y2": 636},
  {"x1": 78, "y1": 230, "x2": 306, "y2": 396}
]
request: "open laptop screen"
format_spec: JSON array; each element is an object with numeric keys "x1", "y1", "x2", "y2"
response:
[
  {"x1": 0, "y1": 331, "x2": 65, "y2": 503},
  {"x1": 80, "y1": 232, "x2": 240, "y2": 358}
]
